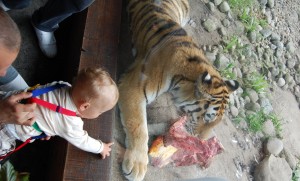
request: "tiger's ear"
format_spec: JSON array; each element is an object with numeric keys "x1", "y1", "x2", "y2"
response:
[
  {"x1": 201, "y1": 71, "x2": 212, "y2": 84},
  {"x1": 225, "y1": 80, "x2": 239, "y2": 92}
]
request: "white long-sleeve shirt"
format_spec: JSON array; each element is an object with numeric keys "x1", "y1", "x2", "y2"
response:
[{"x1": 3, "y1": 81, "x2": 103, "y2": 154}]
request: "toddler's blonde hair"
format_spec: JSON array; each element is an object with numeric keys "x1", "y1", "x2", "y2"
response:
[{"x1": 72, "y1": 67, "x2": 119, "y2": 102}]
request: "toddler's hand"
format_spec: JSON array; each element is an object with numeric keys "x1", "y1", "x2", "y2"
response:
[{"x1": 100, "y1": 142, "x2": 114, "y2": 159}]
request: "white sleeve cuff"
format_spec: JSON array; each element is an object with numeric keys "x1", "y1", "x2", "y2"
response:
[{"x1": 98, "y1": 139, "x2": 104, "y2": 153}]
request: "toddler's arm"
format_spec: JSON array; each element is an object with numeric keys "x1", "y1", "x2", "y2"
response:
[{"x1": 100, "y1": 142, "x2": 114, "y2": 159}]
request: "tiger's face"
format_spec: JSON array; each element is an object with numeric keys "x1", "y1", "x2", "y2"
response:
[
  {"x1": 171, "y1": 71, "x2": 239, "y2": 136},
  {"x1": 194, "y1": 71, "x2": 239, "y2": 123}
]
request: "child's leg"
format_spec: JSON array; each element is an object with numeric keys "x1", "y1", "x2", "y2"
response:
[{"x1": 0, "y1": 124, "x2": 17, "y2": 156}]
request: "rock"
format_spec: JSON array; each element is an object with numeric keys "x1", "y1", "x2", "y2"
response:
[
  {"x1": 239, "y1": 120, "x2": 248, "y2": 130},
  {"x1": 267, "y1": 0, "x2": 275, "y2": 8},
  {"x1": 288, "y1": 80, "x2": 296, "y2": 89},
  {"x1": 248, "y1": 31, "x2": 257, "y2": 43},
  {"x1": 203, "y1": 19, "x2": 217, "y2": 32},
  {"x1": 258, "y1": 0, "x2": 268, "y2": 6},
  {"x1": 295, "y1": 75, "x2": 300, "y2": 85},
  {"x1": 213, "y1": 0, "x2": 222, "y2": 6},
  {"x1": 222, "y1": 18, "x2": 230, "y2": 27},
  {"x1": 278, "y1": 61, "x2": 287, "y2": 72},
  {"x1": 235, "y1": 21, "x2": 245, "y2": 34},
  {"x1": 254, "y1": 155, "x2": 292, "y2": 181},
  {"x1": 270, "y1": 44, "x2": 277, "y2": 50},
  {"x1": 284, "y1": 73, "x2": 293, "y2": 83},
  {"x1": 271, "y1": 33, "x2": 281, "y2": 41},
  {"x1": 218, "y1": 1, "x2": 230, "y2": 13},
  {"x1": 218, "y1": 27, "x2": 226, "y2": 36},
  {"x1": 260, "y1": 97, "x2": 273, "y2": 114},
  {"x1": 277, "y1": 78, "x2": 286, "y2": 87},
  {"x1": 259, "y1": 29, "x2": 272, "y2": 38},
  {"x1": 205, "y1": 52, "x2": 217, "y2": 62},
  {"x1": 236, "y1": 67, "x2": 243, "y2": 79},
  {"x1": 294, "y1": 86, "x2": 300, "y2": 98},
  {"x1": 207, "y1": 2, "x2": 215, "y2": 12},
  {"x1": 275, "y1": 48, "x2": 284, "y2": 57},
  {"x1": 273, "y1": 41, "x2": 284, "y2": 49},
  {"x1": 246, "y1": 88, "x2": 259, "y2": 103},
  {"x1": 287, "y1": 59, "x2": 296, "y2": 69},
  {"x1": 286, "y1": 41, "x2": 296, "y2": 54},
  {"x1": 230, "y1": 106, "x2": 239, "y2": 117},
  {"x1": 245, "y1": 102, "x2": 261, "y2": 111},
  {"x1": 265, "y1": 137, "x2": 283, "y2": 156},
  {"x1": 283, "y1": 148, "x2": 298, "y2": 170},
  {"x1": 214, "y1": 53, "x2": 230, "y2": 70},
  {"x1": 262, "y1": 119, "x2": 276, "y2": 136},
  {"x1": 234, "y1": 94, "x2": 241, "y2": 108}
]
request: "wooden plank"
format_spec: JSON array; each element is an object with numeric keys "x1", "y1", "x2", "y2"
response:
[{"x1": 61, "y1": 0, "x2": 122, "y2": 180}]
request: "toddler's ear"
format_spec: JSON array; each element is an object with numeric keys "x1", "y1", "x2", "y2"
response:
[{"x1": 80, "y1": 102, "x2": 91, "y2": 111}]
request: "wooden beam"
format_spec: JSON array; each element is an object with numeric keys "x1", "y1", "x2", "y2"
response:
[{"x1": 61, "y1": 1, "x2": 122, "y2": 180}]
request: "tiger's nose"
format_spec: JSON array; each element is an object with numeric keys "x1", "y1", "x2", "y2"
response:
[{"x1": 204, "y1": 113, "x2": 216, "y2": 123}]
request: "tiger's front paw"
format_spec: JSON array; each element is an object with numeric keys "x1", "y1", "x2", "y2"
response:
[{"x1": 122, "y1": 148, "x2": 149, "y2": 181}]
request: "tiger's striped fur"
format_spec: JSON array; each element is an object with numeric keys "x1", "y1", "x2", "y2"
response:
[{"x1": 118, "y1": 0, "x2": 239, "y2": 180}]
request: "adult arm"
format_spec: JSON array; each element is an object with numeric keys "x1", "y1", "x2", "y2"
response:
[{"x1": 0, "y1": 92, "x2": 36, "y2": 126}]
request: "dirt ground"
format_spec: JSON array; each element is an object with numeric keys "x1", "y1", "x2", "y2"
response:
[{"x1": 112, "y1": 0, "x2": 300, "y2": 181}]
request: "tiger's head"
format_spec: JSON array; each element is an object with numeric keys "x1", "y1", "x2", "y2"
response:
[
  {"x1": 171, "y1": 71, "x2": 239, "y2": 138},
  {"x1": 195, "y1": 71, "x2": 239, "y2": 123}
]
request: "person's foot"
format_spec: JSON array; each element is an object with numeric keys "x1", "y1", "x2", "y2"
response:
[
  {"x1": 33, "y1": 26, "x2": 57, "y2": 58},
  {"x1": 0, "y1": 0, "x2": 10, "y2": 11}
]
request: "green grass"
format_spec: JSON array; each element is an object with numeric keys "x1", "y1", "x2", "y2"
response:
[
  {"x1": 267, "y1": 112, "x2": 283, "y2": 137},
  {"x1": 245, "y1": 109, "x2": 282, "y2": 136},
  {"x1": 223, "y1": 36, "x2": 239, "y2": 53},
  {"x1": 243, "y1": 72, "x2": 269, "y2": 94},
  {"x1": 220, "y1": 62, "x2": 237, "y2": 79},
  {"x1": 228, "y1": 0, "x2": 252, "y2": 12},
  {"x1": 239, "y1": 9, "x2": 268, "y2": 33},
  {"x1": 292, "y1": 161, "x2": 300, "y2": 181},
  {"x1": 246, "y1": 110, "x2": 265, "y2": 132},
  {"x1": 228, "y1": 0, "x2": 268, "y2": 33}
]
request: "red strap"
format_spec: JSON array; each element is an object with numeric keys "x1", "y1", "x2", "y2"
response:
[
  {"x1": 29, "y1": 97, "x2": 77, "y2": 117},
  {"x1": 0, "y1": 138, "x2": 32, "y2": 160}
]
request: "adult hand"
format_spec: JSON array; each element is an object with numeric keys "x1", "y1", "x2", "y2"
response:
[{"x1": 0, "y1": 92, "x2": 36, "y2": 126}]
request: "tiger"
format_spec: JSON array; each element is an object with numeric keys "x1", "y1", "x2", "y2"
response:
[{"x1": 118, "y1": 0, "x2": 239, "y2": 180}]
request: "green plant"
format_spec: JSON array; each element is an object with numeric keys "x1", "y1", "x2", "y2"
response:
[
  {"x1": 245, "y1": 109, "x2": 282, "y2": 136},
  {"x1": 223, "y1": 36, "x2": 239, "y2": 53},
  {"x1": 220, "y1": 62, "x2": 237, "y2": 79},
  {"x1": 258, "y1": 19, "x2": 268, "y2": 28},
  {"x1": 292, "y1": 161, "x2": 300, "y2": 181},
  {"x1": 245, "y1": 110, "x2": 265, "y2": 132},
  {"x1": 239, "y1": 9, "x2": 268, "y2": 33},
  {"x1": 0, "y1": 161, "x2": 29, "y2": 181},
  {"x1": 243, "y1": 72, "x2": 269, "y2": 94},
  {"x1": 240, "y1": 12, "x2": 257, "y2": 32},
  {"x1": 229, "y1": 0, "x2": 268, "y2": 33},
  {"x1": 228, "y1": 0, "x2": 252, "y2": 12},
  {"x1": 266, "y1": 112, "x2": 283, "y2": 137}
]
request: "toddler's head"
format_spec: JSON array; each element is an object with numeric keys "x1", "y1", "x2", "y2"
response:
[{"x1": 71, "y1": 67, "x2": 119, "y2": 119}]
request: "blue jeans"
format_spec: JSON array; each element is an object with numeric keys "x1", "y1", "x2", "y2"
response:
[
  {"x1": 2, "y1": 0, "x2": 95, "y2": 32},
  {"x1": 0, "y1": 66, "x2": 18, "y2": 85}
]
